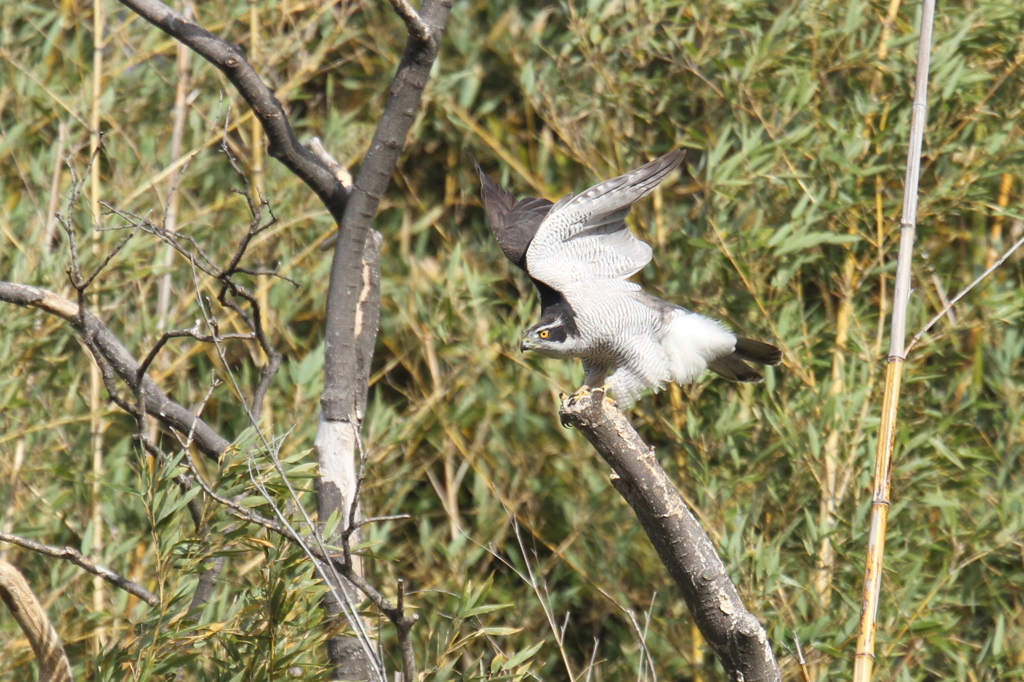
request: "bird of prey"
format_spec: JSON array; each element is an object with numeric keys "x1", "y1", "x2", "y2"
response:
[{"x1": 474, "y1": 150, "x2": 782, "y2": 407}]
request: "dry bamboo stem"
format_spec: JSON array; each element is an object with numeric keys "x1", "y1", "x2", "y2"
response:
[
  {"x1": 813, "y1": 0, "x2": 903, "y2": 613},
  {"x1": 89, "y1": 0, "x2": 109, "y2": 653},
  {"x1": 43, "y1": 123, "x2": 69, "y2": 250},
  {"x1": 852, "y1": 1, "x2": 936, "y2": 679},
  {"x1": 156, "y1": 2, "x2": 192, "y2": 332},
  {"x1": 249, "y1": 0, "x2": 272, "y2": 435}
]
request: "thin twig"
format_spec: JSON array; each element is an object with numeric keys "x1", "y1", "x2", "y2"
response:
[
  {"x1": 137, "y1": 324, "x2": 255, "y2": 384},
  {"x1": 794, "y1": 634, "x2": 812, "y2": 682},
  {"x1": 905, "y1": 228, "x2": 1024, "y2": 356},
  {"x1": 0, "y1": 532, "x2": 159, "y2": 606}
]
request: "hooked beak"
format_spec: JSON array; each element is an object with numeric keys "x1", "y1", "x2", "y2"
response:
[{"x1": 520, "y1": 338, "x2": 532, "y2": 353}]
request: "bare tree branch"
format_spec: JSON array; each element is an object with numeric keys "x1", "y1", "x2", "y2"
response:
[
  {"x1": 559, "y1": 389, "x2": 782, "y2": 682},
  {"x1": 0, "y1": 533, "x2": 159, "y2": 607},
  {"x1": 0, "y1": 282, "x2": 229, "y2": 460},
  {"x1": 117, "y1": 0, "x2": 351, "y2": 222},
  {"x1": 109, "y1": 2, "x2": 453, "y2": 678}
]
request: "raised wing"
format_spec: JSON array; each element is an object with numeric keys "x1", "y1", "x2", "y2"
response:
[
  {"x1": 525, "y1": 150, "x2": 685, "y2": 291},
  {"x1": 472, "y1": 156, "x2": 553, "y2": 270}
]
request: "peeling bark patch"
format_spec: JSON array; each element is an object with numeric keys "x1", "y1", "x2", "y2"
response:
[
  {"x1": 353, "y1": 250, "x2": 373, "y2": 339},
  {"x1": 717, "y1": 588, "x2": 736, "y2": 615}
]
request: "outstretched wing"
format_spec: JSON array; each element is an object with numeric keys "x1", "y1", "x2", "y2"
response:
[
  {"x1": 472, "y1": 156, "x2": 553, "y2": 270},
  {"x1": 524, "y1": 150, "x2": 685, "y2": 291}
]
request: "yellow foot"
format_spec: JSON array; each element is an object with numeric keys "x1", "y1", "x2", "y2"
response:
[
  {"x1": 565, "y1": 385, "x2": 616, "y2": 407},
  {"x1": 570, "y1": 385, "x2": 594, "y2": 400}
]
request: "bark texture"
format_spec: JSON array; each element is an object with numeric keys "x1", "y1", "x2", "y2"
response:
[
  {"x1": 315, "y1": 0, "x2": 452, "y2": 676},
  {"x1": 559, "y1": 389, "x2": 781, "y2": 682},
  {"x1": 0, "y1": 560, "x2": 74, "y2": 682}
]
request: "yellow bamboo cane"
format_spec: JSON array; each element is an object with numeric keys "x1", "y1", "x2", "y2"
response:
[{"x1": 852, "y1": 1, "x2": 937, "y2": 680}]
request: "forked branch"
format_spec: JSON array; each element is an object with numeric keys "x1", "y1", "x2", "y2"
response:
[
  {"x1": 389, "y1": 0, "x2": 433, "y2": 45},
  {"x1": 0, "y1": 282, "x2": 229, "y2": 460}
]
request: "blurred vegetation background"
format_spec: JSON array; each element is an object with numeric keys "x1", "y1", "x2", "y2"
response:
[{"x1": 2, "y1": 0, "x2": 1024, "y2": 679}]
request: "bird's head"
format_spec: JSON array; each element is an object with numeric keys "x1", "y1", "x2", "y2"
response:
[{"x1": 521, "y1": 315, "x2": 576, "y2": 357}]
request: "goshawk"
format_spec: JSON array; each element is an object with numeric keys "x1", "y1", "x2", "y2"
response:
[{"x1": 475, "y1": 150, "x2": 781, "y2": 407}]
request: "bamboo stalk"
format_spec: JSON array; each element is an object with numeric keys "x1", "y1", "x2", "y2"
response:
[
  {"x1": 90, "y1": 0, "x2": 104, "y2": 231},
  {"x1": 986, "y1": 173, "x2": 1014, "y2": 268},
  {"x1": 814, "y1": 0, "x2": 904, "y2": 617},
  {"x1": 156, "y1": 2, "x2": 192, "y2": 333},
  {"x1": 89, "y1": 0, "x2": 109, "y2": 654},
  {"x1": 43, "y1": 123, "x2": 69, "y2": 251},
  {"x1": 852, "y1": 1, "x2": 937, "y2": 679},
  {"x1": 249, "y1": 0, "x2": 273, "y2": 435}
]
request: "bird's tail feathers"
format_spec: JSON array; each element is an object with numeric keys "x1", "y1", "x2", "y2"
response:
[
  {"x1": 707, "y1": 337, "x2": 781, "y2": 383},
  {"x1": 733, "y1": 337, "x2": 783, "y2": 366},
  {"x1": 707, "y1": 356, "x2": 764, "y2": 383}
]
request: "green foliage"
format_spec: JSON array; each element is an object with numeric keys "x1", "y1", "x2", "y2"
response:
[{"x1": 2, "y1": 0, "x2": 1024, "y2": 680}]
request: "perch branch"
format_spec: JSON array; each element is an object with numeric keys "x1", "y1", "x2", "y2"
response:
[{"x1": 559, "y1": 390, "x2": 781, "y2": 682}]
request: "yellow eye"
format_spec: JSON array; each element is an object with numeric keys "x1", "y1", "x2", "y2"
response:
[{"x1": 539, "y1": 330, "x2": 550, "y2": 339}]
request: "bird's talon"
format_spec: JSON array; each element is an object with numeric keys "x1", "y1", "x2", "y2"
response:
[{"x1": 569, "y1": 386, "x2": 593, "y2": 403}]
